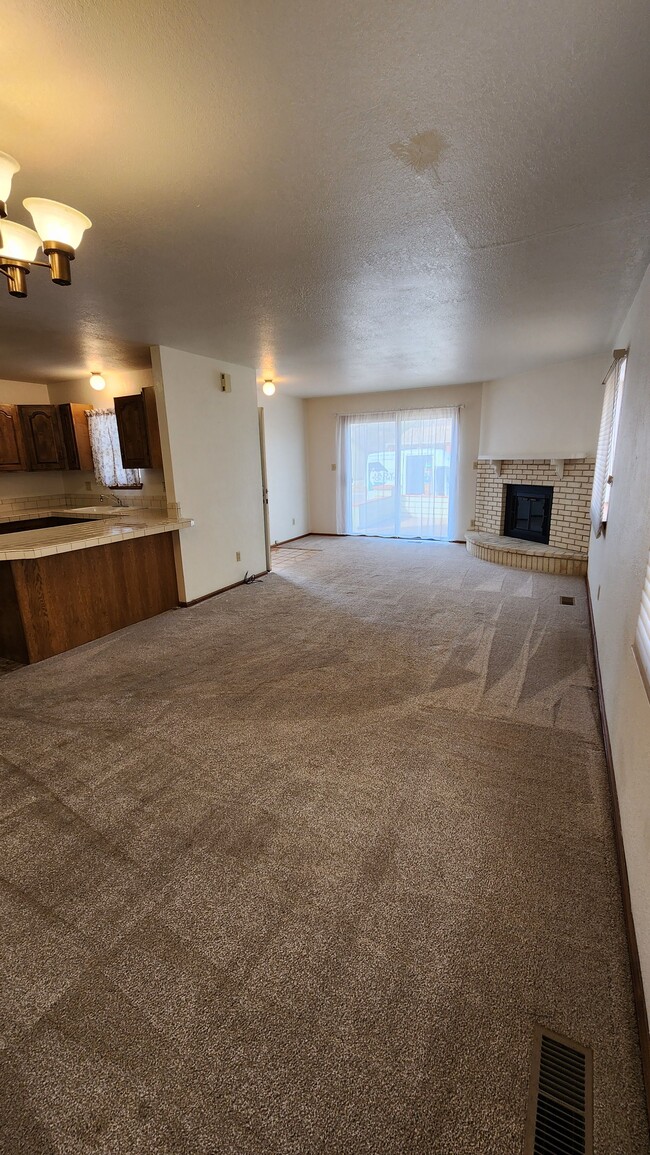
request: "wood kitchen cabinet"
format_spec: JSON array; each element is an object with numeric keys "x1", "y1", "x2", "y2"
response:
[
  {"x1": 58, "y1": 403, "x2": 94, "y2": 471},
  {"x1": 0, "y1": 405, "x2": 27, "y2": 471},
  {"x1": 114, "y1": 387, "x2": 163, "y2": 470},
  {"x1": 18, "y1": 405, "x2": 66, "y2": 471}
]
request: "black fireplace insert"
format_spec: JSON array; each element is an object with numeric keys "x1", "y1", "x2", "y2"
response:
[{"x1": 503, "y1": 484, "x2": 553, "y2": 544}]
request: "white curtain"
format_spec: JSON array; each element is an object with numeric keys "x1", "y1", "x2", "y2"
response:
[
  {"x1": 336, "y1": 407, "x2": 459, "y2": 540},
  {"x1": 86, "y1": 409, "x2": 142, "y2": 489},
  {"x1": 590, "y1": 352, "x2": 627, "y2": 536},
  {"x1": 634, "y1": 544, "x2": 650, "y2": 698}
]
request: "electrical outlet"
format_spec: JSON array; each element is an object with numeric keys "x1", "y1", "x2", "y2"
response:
[
  {"x1": 220, "y1": 372, "x2": 231, "y2": 392},
  {"x1": 331, "y1": 463, "x2": 336, "y2": 471},
  {"x1": 292, "y1": 517, "x2": 295, "y2": 526},
  {"x1": 236, "y1": 551, "x2": 241, "y2": 562}
]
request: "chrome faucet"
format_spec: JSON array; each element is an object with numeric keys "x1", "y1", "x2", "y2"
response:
[{"x1": 100, "y1": 492, "x2": 125, "y2": 507}]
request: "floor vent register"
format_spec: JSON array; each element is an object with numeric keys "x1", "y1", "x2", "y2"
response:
[{"x1": 524, "y1": 1026, "x2": 593, "y2": 1155}]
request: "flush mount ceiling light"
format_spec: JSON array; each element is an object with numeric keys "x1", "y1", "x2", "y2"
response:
[
  {"x1": 262, "y1": 378, "x2": 276, "y2": 396},
  {"x1": 0, "y1": 151, "x2": 91, "y2": 298},
  {"x1": 89, "y1": 372, "x2": 106, "y2": 391}
]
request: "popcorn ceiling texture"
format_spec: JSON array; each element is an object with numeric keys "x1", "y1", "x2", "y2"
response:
[
  {"x1": 0, "y1": 536, "x2": 647, "y2": 1154},
  {"x1": 475, "y1": 459, "x2": 595, "y2": 555}
]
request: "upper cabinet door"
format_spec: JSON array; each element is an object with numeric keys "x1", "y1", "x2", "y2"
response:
[
  {"x1": 19, "y1": 405, "x2": 67, "y2": 470},
  {"x1": 114, "y1": 388, "x2": 163, "y2": 470},
  {"x1": 0, "y1": 404, "x2": 28, "y2": 471},
  {"x1": 59, "y1": 403, "x2": 94, "y2": 472}
]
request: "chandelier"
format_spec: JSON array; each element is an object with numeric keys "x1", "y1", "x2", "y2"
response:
[{"x1": 0, "y1": 151, "x2": 91, "y2": 298}]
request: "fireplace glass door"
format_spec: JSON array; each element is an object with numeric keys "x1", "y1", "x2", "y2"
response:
[{"x1": 503, "y1": 484, "x2": 553, "y2": 544}]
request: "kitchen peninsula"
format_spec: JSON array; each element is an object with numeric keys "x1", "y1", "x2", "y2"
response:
[{"x1": 0, "y1": 503, "x2": 193, "y2": 663}]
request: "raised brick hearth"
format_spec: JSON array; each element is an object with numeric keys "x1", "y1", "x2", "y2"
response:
[{"x1": 465, "y1": 530, "x2": 588, "y2": 576}]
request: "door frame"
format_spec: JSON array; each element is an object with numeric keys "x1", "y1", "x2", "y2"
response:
[{"x1": 258, "y1": 407, "x2": 272, "y2": 571}]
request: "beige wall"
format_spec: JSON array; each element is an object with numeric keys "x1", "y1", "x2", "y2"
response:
[
  {"x1": 0, "y1": 380, "x2": 64, "y2": 500},
  {"x1": 0, "y1": 380, "x2": 49, "y2": 405},
  {"x1": 588, "y1": 264, "x2": 650, "y2": 1008},
  {"x1": 479, "y1": 354, "x2": 610, "y2": 459},
  {"x1": 258, "y1": 389, "x2": 309, "y2": 544},
  {"x1": 305, "y1": 383, "x2": 483, "y2": 539},
  {"x1": 152, "y1": 346, "x2": 266, "y2": 603}
]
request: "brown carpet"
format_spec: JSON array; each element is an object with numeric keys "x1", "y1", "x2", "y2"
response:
[{"x1": 0, "y1": 535, "x2": 648, "y2": 1154}]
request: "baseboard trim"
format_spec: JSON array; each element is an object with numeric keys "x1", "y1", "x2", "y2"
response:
[
  {"x1": 180, "y1": 571, "x2": 269, "y2": 607},
  {"x1": 271, "y1": 533, "x2": 311, "y2": 547},
  {"x1": 586, "y1": 576, "x2": 650, "y2": 1130}
]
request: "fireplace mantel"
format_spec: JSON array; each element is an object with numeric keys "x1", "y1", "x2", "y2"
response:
[{"x1": 477, "y1": 455, "x2": 587, "y2": 480}]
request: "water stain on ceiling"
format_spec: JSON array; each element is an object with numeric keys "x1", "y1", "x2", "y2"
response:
[{"x1": 390, "y1": 129, "x2": 445, "y2": 179}]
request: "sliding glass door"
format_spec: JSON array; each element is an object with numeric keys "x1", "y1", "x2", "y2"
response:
[{"x1": 337, "y1": 408, "x2": 458, "y2": 540}]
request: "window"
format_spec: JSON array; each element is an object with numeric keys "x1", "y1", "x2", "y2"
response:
[
  {"x1": 336, "y1": 407, "x2": 459, "y2": 540},
  {"x1": 86, "y1": 409, "x2": 142, "y2": 489},
  {"x1": 590, "y1": 350, "x2": 627, "y2": 536},
  {"x1": 635, "y1": 546, "x2": 650, "y2": 699}
]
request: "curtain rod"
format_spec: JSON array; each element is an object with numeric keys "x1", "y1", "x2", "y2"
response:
[{"x1": 334, "y1": 404, "x2": 465, "y2": 415}]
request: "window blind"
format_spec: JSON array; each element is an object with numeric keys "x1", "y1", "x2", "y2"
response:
[
  {"x1": 635, "y1": 547, "x2": 650, "y2": 699},
  {"x1": 590, "y1": 351, "x2": 627, "y2": 537}
]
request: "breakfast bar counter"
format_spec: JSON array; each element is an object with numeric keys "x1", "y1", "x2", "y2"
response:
[{"x1": 0, "y1": 506, "x2": 193, "y2": 664}]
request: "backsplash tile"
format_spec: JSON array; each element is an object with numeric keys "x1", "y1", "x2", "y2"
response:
[{"x1": 0, "y1": 492, "x2": 175, "y2": 515}]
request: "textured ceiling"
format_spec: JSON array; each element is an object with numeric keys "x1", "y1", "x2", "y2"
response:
[{"x1": 2, "y1": 0, "x2": 650, "y2": 396}]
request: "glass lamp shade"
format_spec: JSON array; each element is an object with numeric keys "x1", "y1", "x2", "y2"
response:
[
  {"x1": 23, "y1": 197, "x2": 91, "y2": 250},
  {"x1": 89, "y1": 373, "x2": 106, "y2": 391},
  {"x1": 0, "y1": 220, "x2": 41, "y2": 263},
  {"x1": 0, "y1": 153, "x2": 20, "y2": 204},
  {"x1": 262, "y1": 380, "x2": 276, "y2": 396}
]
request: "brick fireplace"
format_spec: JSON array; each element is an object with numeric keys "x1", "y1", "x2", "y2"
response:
[{"x1": 474, "y1": 458, "x2": 595, "y2": 556}]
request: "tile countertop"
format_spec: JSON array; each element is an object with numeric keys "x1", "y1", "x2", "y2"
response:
[{"x1": 0, "y1": 507, "x2": 194, "y2": 562}]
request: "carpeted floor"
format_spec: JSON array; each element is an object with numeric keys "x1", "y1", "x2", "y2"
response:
[{"x1": 0, "y1": 535, "x2": 648, "y2": 1154}]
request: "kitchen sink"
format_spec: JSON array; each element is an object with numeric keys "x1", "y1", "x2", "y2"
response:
[
  {"x1": 0, "y1": 516, "x2": 101, "y2": 535},
  {"x1": 65, "y1": 505, "x2": 134, "y2": 516}
]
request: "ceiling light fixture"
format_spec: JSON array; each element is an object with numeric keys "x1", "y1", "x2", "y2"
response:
[
  {"x1": 262, "y1": 378, "x2": 276, "y2": 396},
  {"x1": 89, "y1": 372, "x2": 106, "y2": 391},
  {"x1": 0, "y1": 151, "x2": 91, "y2": 298}
]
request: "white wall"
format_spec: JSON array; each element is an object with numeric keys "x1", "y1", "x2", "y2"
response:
[
  {"x1": 479, "y1": 354, "x2": 610, "y2": 459},
  {"x1": 48, "y1": 367, "x2": 166, "y2": 500},
  {"x1": 0, "y1": 380, "x2": 64, "y2": 500},
  {"x1": 588, "y1": 265, "x2": 650, "y2": 1008},
  {"x1": 152, "y1": 346, "x2": 266, "y2": 603},
  {"x1": 305, "y1": 383, "x2": 483, "y2": 539},
  {"x1": 257, "y1": 389, "x2": 309, "y2": 544}
]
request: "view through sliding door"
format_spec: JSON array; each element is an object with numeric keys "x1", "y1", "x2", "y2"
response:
[{"x1": 339, "y1": 408, "x2": 458, "y2": 540}]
